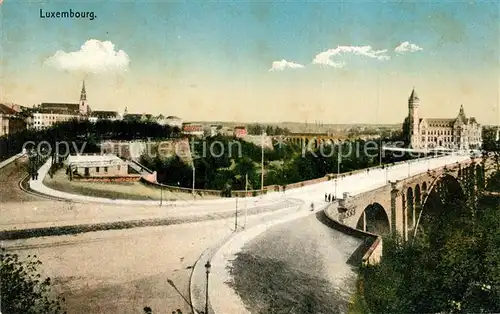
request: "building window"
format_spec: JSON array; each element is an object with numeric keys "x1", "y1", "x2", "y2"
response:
[
  {"x1": 84, "y1": 167, "x2": 89, "y2": 176},
  {"x1": 96, "y1": 167, "x2": 100, "y2": 173},
  {"x1": 117, "y1": 165, "x2": 121, "y2": 171},
  {"x1": 104, "y1": 167, "x2": 108, "y2": 172}
]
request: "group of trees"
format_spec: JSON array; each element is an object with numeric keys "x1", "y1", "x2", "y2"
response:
[
  {"x1": 140, "y1": 134, "x2": 418, "y2": 193},
  {"x1": 246, "y1": 124, "x2": 291, "y2": 136},
  {"x1": 0, "y1": 120, "x2": 181, "y2": 161}
]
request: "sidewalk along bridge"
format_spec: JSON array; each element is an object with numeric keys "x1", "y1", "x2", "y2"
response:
[{"x1": 382, "y1": 146, "x2": 482, "y2": 157}]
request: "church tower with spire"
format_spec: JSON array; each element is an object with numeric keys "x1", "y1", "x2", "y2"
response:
[
  {"x1": 79, "y1": 80, "x2": 88, "y2": 115},
  {"x1": 408, "y1": 88, "x2": 420, "y2": 148}
]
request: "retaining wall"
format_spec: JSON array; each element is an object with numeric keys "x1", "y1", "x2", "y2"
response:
[
  {"x1": 324, "y1": 204, "x2": 382, "y2": 265},
  {"x1": 73, "y1": 176, "x2": 141, "y2": 183}
]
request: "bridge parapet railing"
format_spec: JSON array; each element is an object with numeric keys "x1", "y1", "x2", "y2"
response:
[{"x1": 323, "y1": 203, "x2": 382, "y2": 265}]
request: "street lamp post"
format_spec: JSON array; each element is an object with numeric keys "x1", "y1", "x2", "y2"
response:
[
  {"x1": 334, "y1": 178, "x2": 337, "y2": 199},
  {"x1": 160, "y1": 184, "x2": 163, "y2": 206},
  {"x1": 379, "y1": 138, "x2": 383, "y2": 166},
  {"x1": 244, "y1": 174, "x2": 248, "y2": 229},
  {"x1": 192, "y1": 162, "x2": 196, "y2": 196},
  {"x1": 261, "y1": 131, "x2": 265, "y2": 194},
  {"x1": 204, "y1": 261, "x2": 211, "y2": 314},
  {"x1": 234, "y1": 197, "x2": 238, "y2": 231},
  {"x1": 334, "y1": 150, "x2": 341, "y2": 199}
]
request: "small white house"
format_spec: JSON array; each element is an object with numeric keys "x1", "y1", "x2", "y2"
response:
[{"x1": 67, "y1": 154, "x2": 129, "y2": 179}]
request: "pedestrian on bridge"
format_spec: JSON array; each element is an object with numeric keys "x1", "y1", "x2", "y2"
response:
[
  {"x1": 325, "y1": 193, "x2": 328, "y2": 202},
  {"x1": 328, "y1": 194, "x2": 331, "y2": 202}
]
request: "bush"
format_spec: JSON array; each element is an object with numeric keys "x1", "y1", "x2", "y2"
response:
[{"x1": 0, "y1": 248, "x2": 66, "y2": 314}]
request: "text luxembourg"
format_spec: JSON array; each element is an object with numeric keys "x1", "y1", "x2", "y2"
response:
[{"x1": 39, "y1": 9, "x2": 96, "y2": 20}]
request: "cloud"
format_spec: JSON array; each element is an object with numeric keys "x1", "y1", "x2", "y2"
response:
[
  {"x1": 269, "y1": 59, "x2": 305, "y2": 71},
  {"x1": 45, "y1": 39, "x2": 130, "y2": 74},
  {"x1": 312, "y1": 45, "x2": 390, "y2": 68},
  {"x1": 395, "y1": 41, "x2": 423, "y2": 53}
]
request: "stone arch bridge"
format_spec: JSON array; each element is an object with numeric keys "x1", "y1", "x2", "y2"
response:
[
  {"x1": 337, "y1": 158, "x2": 492, "y2": 241},
  {"x1": 273, "y1": 133, "x2": 349, "y2": 148}
]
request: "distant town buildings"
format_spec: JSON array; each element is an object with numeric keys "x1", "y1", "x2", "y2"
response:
[
  {"x1": 162, "y1": 116, "x2": 183, "y2": 128},
  {"x1": 407, "y1": 88, "x2": 482, "y2": 150},
  {"x1": 206, "y1": 124, "x2": 220, "y2": 137},
  {"x1": 0, "y1": 103, "x2": 26, "y2": 136},
  {"x1": 233, "y1": 126, "x2": 247, "y2": 138},
  {"x1": 182, "y1": 123, "x2": 204, "y2": 137}
]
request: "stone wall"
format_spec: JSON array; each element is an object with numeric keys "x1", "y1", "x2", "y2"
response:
[
  {"x1": 73, "y1": 175, "x2": 141, "y2": 182},
  {"x1": 324, "y1": 204, "x2": 382, "y2": 265}
]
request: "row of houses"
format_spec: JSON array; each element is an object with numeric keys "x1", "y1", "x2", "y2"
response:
[
  {"x1": 0, "y1": 81, "x2": 186, "y2": 136},
  {"x1": 182, "y1": 123, "x2": 248, "y2": 138}
]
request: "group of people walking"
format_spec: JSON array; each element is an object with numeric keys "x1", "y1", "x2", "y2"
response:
[{"x1": 324, "y1": 193, "x2": 336, "y2": 202}]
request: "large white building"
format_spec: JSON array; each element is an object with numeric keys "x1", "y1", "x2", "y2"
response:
[{"x1": 407, "y1": 88, "x2": 482, "y2": 150}]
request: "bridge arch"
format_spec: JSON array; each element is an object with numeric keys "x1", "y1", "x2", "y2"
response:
[
  {"x1": 406, "y1": 187, "x2": 414, "y2": 232},
  {"x1": 356, "y1": 202, "x2": 390, "y2": 235},
  {"x1": 476, "y1": 164, "x2": 485, "y2": 189},
  {"x1": 422, "y1": 181, "x2": 427, "y2": 193},
  {"x1": 415, "y1": 173, "x2": 465, "y2": 237},
  {"x1": 414, "y1": 184, "x2": 421, "y2": 229}
]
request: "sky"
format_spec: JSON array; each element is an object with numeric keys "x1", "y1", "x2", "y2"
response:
[{"x1": 0, "y1": 0, "x2": 499, "y2": 125}]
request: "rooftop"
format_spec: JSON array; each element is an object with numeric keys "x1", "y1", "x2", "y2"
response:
[
  {"x1": 68, "y1": 154, "x2": 123, "y2": 165},
  {"x1": 0, "y1": 103, "x2": 18, "y2": 115}
]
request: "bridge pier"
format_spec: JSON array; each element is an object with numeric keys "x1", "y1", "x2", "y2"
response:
[{"x1": 362, "y1": 210, "x2": 367, "y2": 232}]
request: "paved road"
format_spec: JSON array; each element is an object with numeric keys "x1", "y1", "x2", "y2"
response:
[
  {"x1": 227, "y1": 211, "x2": 362, "y2": 314},
  {"x1": 0, "y1": 156, "x2": 46, "y2": 203},
  {"x1": 1, "y1": 203, "x2": 303, "y2": 314}
]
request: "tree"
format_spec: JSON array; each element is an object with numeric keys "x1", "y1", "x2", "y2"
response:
[
  {"x1": 1, "y1": 248, "x2": 66, "y2": 314},
  {"x1": 400, "y1": 116, "x2": 410, "y2": 146}
]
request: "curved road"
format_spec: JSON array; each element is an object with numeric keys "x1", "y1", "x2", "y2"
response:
[
  {"x1": 0, "y1": 156, "x2": 46, "y2": 202},
  {"x1": 221, "y1": 211, "x2": 362, "y2": 314}
]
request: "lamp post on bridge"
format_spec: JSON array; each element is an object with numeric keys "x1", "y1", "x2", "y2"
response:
[
  {"x1": 379, "y1": 138, "x2": 383, "y2": 166},
  {"x1": 335, "y1": 152, "x2": 341, "y2": 199}
]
